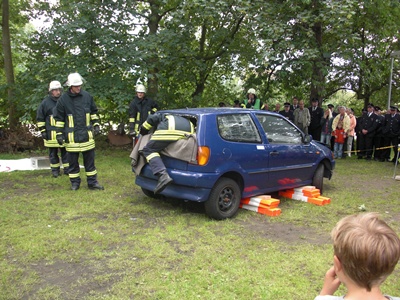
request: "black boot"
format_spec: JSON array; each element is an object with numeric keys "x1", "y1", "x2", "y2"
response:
[
  {"x1": 52, "y1": 168, "x2": 61, "y2": 178},
  {"x1": 154, "y1": 171, "x2": 173, "y2": 194},
  {"x1": 88, "y1": 183, "x2": 104, "y2": 190}
]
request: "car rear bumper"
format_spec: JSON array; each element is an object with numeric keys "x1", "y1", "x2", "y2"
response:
[{"x1": 135, "y1": 166, "x2": 219, "y2": 202}]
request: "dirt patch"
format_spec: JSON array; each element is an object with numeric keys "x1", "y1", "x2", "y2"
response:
[{"x1": 24, "y1": 260, "x2": 121, "y2": 299}]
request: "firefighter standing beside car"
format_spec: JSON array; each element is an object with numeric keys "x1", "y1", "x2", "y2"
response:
[
  {"x1": 128, "y1": 84, "x2": 158, "y2": 138},
  {"x1": 140, "y1": 113, "x2": 195, "y2": 194},
  {"x1": 36, "y1": 80, "x2": 70, "y2": 178},
  {"x1": 53, "y1": 73, "x2": 104, "y2": 191}
]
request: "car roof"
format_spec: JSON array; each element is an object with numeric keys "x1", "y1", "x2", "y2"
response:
[{"x1": 161, "y1": 107, "x2": 280, "y2": 116}]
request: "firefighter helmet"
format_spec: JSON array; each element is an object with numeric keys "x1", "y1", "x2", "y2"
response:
[
  {"x1": 67, "y1": 73, "x2": 83, "y2": 87},
  {"x1": 136, "y1": 84, "x2": 146, "y2": 93},
  {"x1": 49, "y1": 81, "x2": 62, "y2": 91},
  {"x1": 247, "y1": 88, "x2": 256, "y2": 95}
]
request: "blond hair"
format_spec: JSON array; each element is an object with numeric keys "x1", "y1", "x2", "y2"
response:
[{"x1": 332, "y1": 213, "x2": 400, "y2": 291}]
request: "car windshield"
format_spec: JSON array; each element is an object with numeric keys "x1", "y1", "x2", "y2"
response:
[
  {"x1": 217, "y1": 113, "x2": 262, "y2": 143},
  {"x1": 256, "y1": 114, "x2": 303, "y2": 144}
]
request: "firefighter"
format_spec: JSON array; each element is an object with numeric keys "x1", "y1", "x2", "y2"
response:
[
  {"x1": 36, "y1": 81, "x2": 70, "y2": 177},
  {"x1": 128, "y1": 84, "x2": 158, "y2": 137},
  {"x1": 140, "y1": 113, "x2": 195, "y2": 194},
  {"x1": 54, "y1": 73, "x2": 104, "y2": 191}
]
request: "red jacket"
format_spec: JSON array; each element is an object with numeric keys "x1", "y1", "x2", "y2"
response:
[{"x1": 332, "y1": 128, "x2": 345, "y2": 144}]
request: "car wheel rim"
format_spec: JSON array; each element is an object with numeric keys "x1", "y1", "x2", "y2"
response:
[{"x1": 218, "y1": 187, "x2": 235, "y2": 212}]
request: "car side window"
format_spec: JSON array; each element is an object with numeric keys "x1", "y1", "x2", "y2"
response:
[
  {"x1": 217, "y1": 114, "x2": 261, "y2": 143},
  {"x1": 256, "y1": 114, "x2": 303, "y2": 144}
]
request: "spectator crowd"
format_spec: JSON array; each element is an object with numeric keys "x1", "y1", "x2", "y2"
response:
[{"x1": 230, "y1": 89, "x2": 400, "y2": 163}]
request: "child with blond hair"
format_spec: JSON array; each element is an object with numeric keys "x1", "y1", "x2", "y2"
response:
[{"x1": 315, "y1": 212, "x2": 400, "y2": 300}]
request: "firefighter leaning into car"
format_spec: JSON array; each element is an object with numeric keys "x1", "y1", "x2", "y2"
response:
[
  {"x1": 128, "y1": 84, "x2": 158, "y2": 138},
  {"x1": 36, "y1": 80, "x2": 70, "y2": 178},
  {"x1": 53, "y1": 73, "x2": 104, "y2": 191},
  {"x1": 140, "y1": 113, "x2": 195, "y2": 194}
]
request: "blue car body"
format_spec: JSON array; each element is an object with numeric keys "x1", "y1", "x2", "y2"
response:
[{"x1": 135, "y1": 108, "x2": 335, "y2": 218}]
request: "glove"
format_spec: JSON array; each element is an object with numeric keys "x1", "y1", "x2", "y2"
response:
[
  {"x1": 94, "y1": 125, "x2": 100, "y2": 136},
  {"x1": 128, "y1": 130, "x2": 137, "y2": 137},
  {"x1": 56, "y1": 134, "x2": 64, "y2": 146},
  {"x1": 41, "y1": 131, "x2": 47, "y2": 140},
  {"x1": 139, "y1": 126, "x2": 149, "y2": 136}
]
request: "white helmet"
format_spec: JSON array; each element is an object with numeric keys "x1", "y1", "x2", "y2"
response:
[
  {"x1": 247, "y1": 88, "x2": 256, "y2": 95},
  {"x1": 67, "y1": 73, "x2": 83, "y2": 87},
  {"x1": 136, "y1": 84, "x2": 146, "y2": 93},
  {"x1": 49, "y1": 81, "x2": 62, "y2": 91}
]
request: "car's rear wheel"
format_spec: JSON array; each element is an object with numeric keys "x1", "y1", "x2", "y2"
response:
[
  {"x1": 312, "y1": 164, "x2": 324, "y2": 193},
  {"x1": 141, "y1": 187, "x2": 157, "y2": 198},
  {"x1": 204, "y1": 177, "x2": 241, "y2": 220}
]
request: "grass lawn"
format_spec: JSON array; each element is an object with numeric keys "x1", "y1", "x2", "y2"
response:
[{"x1": 1, "y1": 148, "x2": 400, "y2": 299}]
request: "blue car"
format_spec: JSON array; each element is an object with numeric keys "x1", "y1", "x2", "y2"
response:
[{"x1": 134, "y1": 108, "x2": 335, "y2": 220}]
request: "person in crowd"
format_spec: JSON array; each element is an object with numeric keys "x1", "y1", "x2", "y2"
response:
[
  {"x1": 279, "y1": 102, "x2": 294, "y2": 121},
  {"x1": 355, "y1": 107, "x2": 368, "y2": 156},
  {"x1": 332, "y1": 121, "x2": 346, "y2": 159},
  {"x1": 218, "y1": 102, "x2": 226, "y2": 107},
  {"x1": 308, "y1": 98, "x2": 324, "y2": 141},
  {"x1": 290, "y1": 96, "x2": 299, "y2": 111},
  {"x1": 314, "y1": 212, "x2": 400, "y2": 300},
  {"x1": 233, "y1": 100, "x2": 241, "y2": 108},
  {"x1": 273, "y1": 103, "x2": 281, "y2": 113},
  {"x1": 332, "y1": 106, "x2": 350, "y2": 157},
  {"x1": 128, "y1": 84, "x2": 158, "y2": 137},
  {"x1": 328, "y1": 104, "x2": 338, "y2": 118},
  {"x1": 345, "y1": 108, "x2": 356, "y2": 157},
  {"x1": 382, "y1": 105, "x2": 400, "y2": 163},
  {"x1": 260, "y1": 101, "x2": 269, "y2": 111},
  {"x1": 36, "y1": 80, "x2": 69, "y2": 178},
  {"x1": 357, "y1": 103, "x2": 379, "y2": 160},
  {"x1": 140, "y1": 113, "x2": 195, "y2": 194},
  {"x1": 242, "y1": 88, "x2": 261, "y2": 109},
  {"x1": 54, "y1": 73, "x2": 104, "y2": 191},
  {"x1": 372, "y1": 106, "x2": 385, "y2": 161},
  {"x1": 293, "y1": 100, "x2": 311, "y2": 134},
  {"x1": 320, "y1": 107, "x2": 333, "y2": 147}
]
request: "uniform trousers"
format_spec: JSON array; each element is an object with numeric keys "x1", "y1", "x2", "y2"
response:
[
  {"x1": 49, "y1": 147, "x2": 69, "y2": 170},
  {"x1": 143, "y1": 140, "x2": 175, "y2": 175},
  {"x1": 68, "y1": 149, "x2": 98, "y2": 186}
]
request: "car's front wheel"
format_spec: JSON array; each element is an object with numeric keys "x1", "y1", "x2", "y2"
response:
[
  {"x1": 204, "y1": 177, "x2": 241, "y2": 220},
  {"x1": 312, "y1": 164, "x2": 324, "y2": 193}
]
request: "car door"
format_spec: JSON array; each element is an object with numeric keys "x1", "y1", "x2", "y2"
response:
[
  {"x1": 255, "y1": 114, "x2": 318, "y2": 189},
  {"x1": 217, "y1": 113, "x2": 270, "y2": 193}
]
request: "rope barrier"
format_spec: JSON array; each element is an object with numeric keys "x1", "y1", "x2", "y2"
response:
[{"x1": 342, "y1": 145, "x2": 400, "y2": 154}]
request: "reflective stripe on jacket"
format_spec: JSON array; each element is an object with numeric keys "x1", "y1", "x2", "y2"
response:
[{"x1": 54, "y1": 89, "x2": 100, "y2": 152}]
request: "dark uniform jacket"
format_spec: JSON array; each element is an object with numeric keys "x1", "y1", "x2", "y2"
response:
[
  {"x1": 36, "y1": 95, "x2": 63, "y2": 148},
  {"x1": 128, "y1": 96, "x2": 158, "y2": 133},
  {"x1": 382, "y1": 113, "x2": 400, "y2": 137},
  {"x1": 54, "y1": 89, "x2": 100, "y2": 152},
  {"x1": 308, "y1": 106, "x2": 324, "y2": 130},
  {"x1": 279, "y1": 110, "x2": 294, "y2": 122},
  {"x1": 358, "y1": 112, "x2": 379, "y2": 136},
  {"x1": 141, "y1": 113, "x2": 194, "y2": 141}
]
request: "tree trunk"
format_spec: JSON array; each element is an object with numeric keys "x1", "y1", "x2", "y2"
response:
[
  {"x1": 147, "y1": 1, "x2": 160, "y2": 100},
  {"x1": 2, "y1": 0, "x2": 18, "y2": 130}
]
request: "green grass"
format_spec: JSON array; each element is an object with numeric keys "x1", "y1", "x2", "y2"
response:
[{"x1": 1, "y1": 150, "x2": 400, "y2": 299}]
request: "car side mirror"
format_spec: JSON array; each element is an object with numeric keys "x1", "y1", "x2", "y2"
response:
[{"x1": 303, "y1": 134, "x2": 311, "y2": 143}]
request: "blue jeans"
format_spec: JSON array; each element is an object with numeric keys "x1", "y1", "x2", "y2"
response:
[
  {"x1": 334, "y1": 143, "x2": 343, "y2": 158},
  {"x1": 320, "y1": 133, "x2": 331, "y2": 147}
]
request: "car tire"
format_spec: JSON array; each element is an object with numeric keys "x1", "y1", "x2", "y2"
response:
[
  {"x1": 312, "y1": 164, "x2": 324, "y2": 193},
  {"x1": 141, "y1": 187, "x2": 157, "y2": 199},
  {"x1": 204, "y1": 177, "x2": 241, "y2": 220}
]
